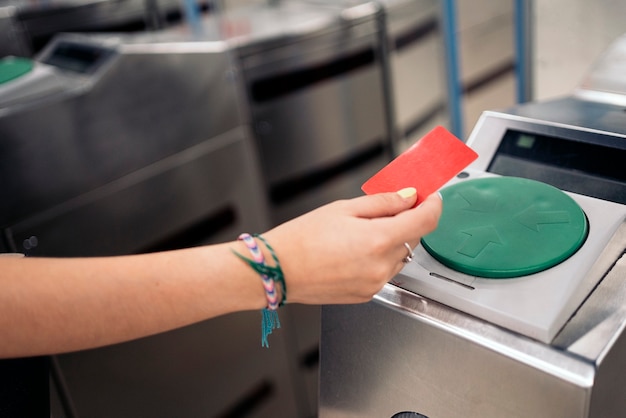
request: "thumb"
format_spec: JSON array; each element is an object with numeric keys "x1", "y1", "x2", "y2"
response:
[{"x1": 350, "y1": 187, "x2": 418, "y2": 219}]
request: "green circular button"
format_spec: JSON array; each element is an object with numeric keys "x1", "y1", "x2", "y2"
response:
[
  {"x1": 0, "y1": 57, "x2": 34, "y2": 85},
  {"x1": 421, "y1": 176, "x2": 588, "y2": 278}
]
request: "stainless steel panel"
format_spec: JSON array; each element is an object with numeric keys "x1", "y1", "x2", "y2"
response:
[
  {"x1": 239, "y1": 9, "x2": 387, "y2": 186},
  {"x1": 320, "y1": 290, "x2": 593, "y2": 418},
  {"x1": 0, "y1": 34, "x2": 242, "y2": 228},
  {"x1": 320, "y1": 104, "x2": 626, "y2": 417},
  {"x1": 282, "y1": 304, "x2": 321, "y2": 412},
  {"x1": 553, "y1": 226, "x2": 626, "y2": 357},
  {"x1": 0, "y1": 4, "x2": 31, "y2": 57},
  {"x1": 457, "y1": 0, "x2": 514, "y2": 86},
  {"x1": 380, "y1": 0, "x2": 448, "y2": 145},
  {"x1": 455, "y1": 0, "x2": 516, "y2": 140},
  {"x1": 250, "y1": 66, "x2": 387, "y2": 186},
  {"x1": 217, "y1": 2, "x2": 393, "y2": 241},
  {"x1": 6, "y1": 126, "x2": 269, "y2": 257},
  {"x1": 321, "y1": 222, "x2": 626, "y2": 416},
  {"x1": 55, "y1": 309, "x2": 303, "y2": 418},
  {"x1": 583, "y1": 256, "x2": 626, "y2": 417},
  {"x1": 0, "y1": 0, "x2": 188, "y2": 55}
]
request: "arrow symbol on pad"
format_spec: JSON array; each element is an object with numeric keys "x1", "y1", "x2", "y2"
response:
[
  {"x1": 457, "y1": 225, "x2": 503, "y2": 258},
  {"x1": 515, "y1": 207, "x2": 570, "y2": 231}
]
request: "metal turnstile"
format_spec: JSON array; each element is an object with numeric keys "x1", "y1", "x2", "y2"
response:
[
  {"x1": 227, "y1": 1, "x2": 393, "y2": 226},
  {"x1": 378, "y1": 0, "x2": 449, "y2": 148},
  {"x1": 320, "y1": 34, "x2": 626, "y2": 418},
  {"x1": 0, "y1": 0, "x2": 199, "y2": 57}
]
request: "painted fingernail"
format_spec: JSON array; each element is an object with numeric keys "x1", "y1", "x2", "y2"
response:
[{"x1": 397, "y1": 187, "x2": 417, "y2": 199}]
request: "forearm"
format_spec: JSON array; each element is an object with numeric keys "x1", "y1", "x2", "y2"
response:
[
  {"x1": 0, "y1": 189, "x2": 441, "y2": 358},
  {"x1": 0, "y1": 242, "x2": 266, "y2": 358}
]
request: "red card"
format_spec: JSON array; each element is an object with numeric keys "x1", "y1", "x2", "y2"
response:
[{"x1": 362, "y1": 126, "x2": 478, "y2": 204}]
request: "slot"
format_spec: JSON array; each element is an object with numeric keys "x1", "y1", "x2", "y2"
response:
[
  {"x1": 429, "y1": 271, "x2": 475, "y2": 290},
  {"x1": 250, "y1": 48, "x2": 376, "y2": 102}
]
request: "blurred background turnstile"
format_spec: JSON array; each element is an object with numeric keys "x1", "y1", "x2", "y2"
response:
[
  {"x1": 0, "y1": 0, "x2": 214, "y2": 58},
  {"x1": 380, "y1": 0, "x2": 448, "y2": 148},
  {"x1": 230, "y1": 1, "x2": 393, "y2": 226}
]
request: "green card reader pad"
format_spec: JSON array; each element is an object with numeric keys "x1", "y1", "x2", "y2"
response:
[
  {"x1": 421, "y1": 176, "x2": 588, "y2": 278},
  {"x1": 0, "y1": 57, "x2": 34, "y2": 85}
]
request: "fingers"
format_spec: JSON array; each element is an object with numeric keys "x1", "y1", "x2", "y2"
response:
[
  {"x1": 409, "y1": 192, "x2": 443, "y2": 240},
  {"x1": 417, "y1": 192, "x2": 443, "y2": 229},
  {"x1": 381, "y1": 192, "x2": 443, "y2": 248},
  {"x1": 348, "y1": 187, "x2": 418, "y2": 219}
]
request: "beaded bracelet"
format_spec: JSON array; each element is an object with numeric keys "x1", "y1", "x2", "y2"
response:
[{"x1": 234, "y1": 233, "x2": 286, "y2": 347}]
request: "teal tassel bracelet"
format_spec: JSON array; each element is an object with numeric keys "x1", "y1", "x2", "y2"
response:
[
  {"x1": 233, "y1": 234, "x2": 287, "y2": 347},
  {"x1": 253, "y1": 234, "x2": 287, "y2": 304}
]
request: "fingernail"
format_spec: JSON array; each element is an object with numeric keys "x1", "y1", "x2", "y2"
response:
[
  {"x1": 437, "y1": 191, "x2": 443, "y2": 201},
  {"x1": 397, "y1": 187, "x2": 417, "y2": 199}
]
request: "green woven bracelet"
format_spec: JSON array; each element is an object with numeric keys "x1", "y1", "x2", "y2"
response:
[
  {"x1": 232, "y1": 236, "x2": 287, "y2": 306},
  {"x1": 254, "y1": 234, "x2": 287, "y2": 304}
]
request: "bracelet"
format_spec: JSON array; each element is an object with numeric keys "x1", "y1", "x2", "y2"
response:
[
  {"x1": 237, "y1": 233, "x2": 279, "y2": 310},
  {"x1": 234, "y1": 233, "x2": 286, "y2": 347},
  {"x1": 253, "y1": 234, "x2": 287, "y2": 304},
  {"x1": 233, "y1": 236, "x2": 287, "y2": 306}
]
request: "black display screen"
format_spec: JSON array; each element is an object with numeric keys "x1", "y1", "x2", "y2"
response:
[
  {"x1": 43, "y1": 42, "x2": 113, "y2": 74},
  {"x1": 488, "y1": 129, "x2": 626, "y2": 204}
]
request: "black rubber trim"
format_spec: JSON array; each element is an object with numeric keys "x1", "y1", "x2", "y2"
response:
[{"x1": 250, "y1": 48, "x2": 376, "y2": 103}]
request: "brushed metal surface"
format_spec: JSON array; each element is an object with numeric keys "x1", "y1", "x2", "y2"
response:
[
  {"x1": 0, "y1": 33, "x2": 242, "y2": 228},
  {"x1": 320, "y1": 100, "x2": 626, "y2": 417},
  {"x1": 321, "y1": 288, "x2": 593, "y2": 417},
  {"x1": 237, "y1": 3, "x2": 388, "y2": 187},
  {"x1": 320, "y1": 236, "x2": 626, "y2": 417},
  {"x1": 0, "y1": 0, "x2": 187, "y2": 56}
]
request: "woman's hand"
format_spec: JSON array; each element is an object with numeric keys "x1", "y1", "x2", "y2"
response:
[{"x1": 263, "y1": 188, "x2": 442, "y2": 305}]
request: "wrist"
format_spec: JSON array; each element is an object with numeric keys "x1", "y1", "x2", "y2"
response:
[{"x1": 232, "y1": 234, "x2": 287, "y2": 308}]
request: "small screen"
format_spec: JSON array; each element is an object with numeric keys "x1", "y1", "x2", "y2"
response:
[
  {"x1": 43, "y1": 42, "x2": 113, "y2": 74},
  {"x1": 488, "y1": 129, "x2": 626, "y2": 204}
]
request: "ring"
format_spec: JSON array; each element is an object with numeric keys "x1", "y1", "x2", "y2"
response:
[{"x1": 402, "y1": 242, "x2": 414, "y2": 263}]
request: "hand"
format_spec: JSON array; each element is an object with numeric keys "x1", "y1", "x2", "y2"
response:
[{"x1": 263, "y1": 188, "x2": 442, "y2": 305}]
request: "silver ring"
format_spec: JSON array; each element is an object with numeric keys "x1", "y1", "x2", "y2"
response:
[{"x1": 402, "y1": 242, "x2": 414, "y2": 263}]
